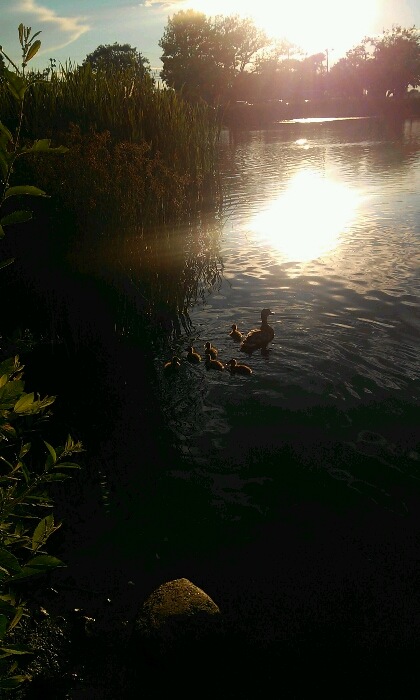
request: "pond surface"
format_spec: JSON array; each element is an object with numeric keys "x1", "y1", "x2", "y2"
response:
[
  {"x1": 31, "y1": 115, "x2": 420, "y2": 697},
  {"x1": 141, "y1": 116, "x2": 420, "y2": 526}
]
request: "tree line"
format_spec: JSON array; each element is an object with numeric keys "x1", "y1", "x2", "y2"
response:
[{"x1": 3, "y1": 11, "x2": 419, "y2": 105}]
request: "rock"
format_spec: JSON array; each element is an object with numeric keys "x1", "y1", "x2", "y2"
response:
[{"x1": 133, "y1": 577, "x2": 222, "y2": 655}]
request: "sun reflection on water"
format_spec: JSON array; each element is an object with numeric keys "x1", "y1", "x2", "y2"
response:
[{"x1": 250, "y1": 169, "x2": 362, "y2": 263}]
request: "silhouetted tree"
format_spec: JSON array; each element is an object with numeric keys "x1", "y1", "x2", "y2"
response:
[
  {"x1": 329, "y1": 25, "x2": 420, "y2": 99},
  {"x1": 328, "y1": 45, "x2": 371, "y2": 98},
  {"x1": 83, "y1": 42, "x2": 151, "y2": 76},
  {"x1": 364, "y1": 25, "x2": 420, "y2": 98},
  {"x1": 159, "y1": 10, "x2": 269, "y2": 104}
]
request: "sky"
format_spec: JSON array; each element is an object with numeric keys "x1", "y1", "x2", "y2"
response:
[{"x1": 1, "y1": 0, "x2": 420, "y2": 74}]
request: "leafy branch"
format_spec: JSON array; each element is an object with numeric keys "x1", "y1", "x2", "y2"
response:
[
  {"x1": 0, "y1": 355, "x2": 83, "y2": 690},
  {"x1": 0, "y1": 24, "x2": 68, "y2": 269}
]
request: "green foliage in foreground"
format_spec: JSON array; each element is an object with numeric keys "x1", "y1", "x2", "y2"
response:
[
  {"x1": 0, "y1": 24, "x2": 67, "y2": 267},
  {"x1": 0, "y1": 356, "x2": 83, "y2": 691}
]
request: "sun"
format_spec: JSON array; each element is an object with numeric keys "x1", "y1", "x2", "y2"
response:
[{"x1": 181, "y1": 0, "x2": 379, "y2": 62}]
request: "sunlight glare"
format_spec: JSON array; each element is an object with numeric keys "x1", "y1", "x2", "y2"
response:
[
  {"x1": 250, "y1": 170, "x2": 361, "y2": 263},
  {"x1": 184, "y1": 0, "x2": 379, "y2": 59}
]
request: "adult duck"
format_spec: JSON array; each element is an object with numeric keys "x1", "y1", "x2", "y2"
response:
[
  {"x1": 226, "y1": 358, "x2": 252, "y2": 375},
  {"x1": 229, "y1": 324, "x2": 243, "y2": 341},
  {"x1": 240, "y1": 308, "x2": 275, "y2": 353},
  {"x1": 164, "y1": 356, "x2": 181, "y2": 374},
  {"x1": 204, "y1": 342, "x2": 218, "y2": 359},
  {"x1": 186, "y1": 346, "x2": 201, "y2": 363}
]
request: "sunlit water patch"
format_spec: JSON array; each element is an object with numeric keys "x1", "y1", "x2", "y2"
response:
[{"x1": 250, "y1": 169, "x2": 362, "y2": 262}]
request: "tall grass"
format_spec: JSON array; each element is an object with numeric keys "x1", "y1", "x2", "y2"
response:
[{"x1": 0, "y1": 63, "x2": 223, "y2": 228}]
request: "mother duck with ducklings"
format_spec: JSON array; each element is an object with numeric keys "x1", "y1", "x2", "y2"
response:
[{"x1": 240, "y1": 308, "x2": 275, "y2": 353}]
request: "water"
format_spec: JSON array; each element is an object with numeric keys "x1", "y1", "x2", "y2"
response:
[
  {"x1": 155, "y1": 117, "x2": 420, "y2": 523},
  {"x1": 26, "y1": 115, "x2": 420, "y2": 696}
]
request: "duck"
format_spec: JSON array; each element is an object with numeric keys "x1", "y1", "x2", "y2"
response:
[
  {"x1": 240, "y1": 308, "x2": 275, "y2": 353},
  {"x1": 226, "y1": 358, "x2": 252, "y2": 375},
  {"x1": 205, "y1": 355, "x2": 225, "y2": 371},
  {"x1": 204, "y1": 342, "x2": 218, "y2": 359},
  {"x1": 186, "y1": 346, "x2": 201, "y2": 363},
  {"x1": 163, "y1": 356, "x2": 181, "y2": 374},
  {"x1": 229, "y1": 324, "x2": 243, "y2": 341}
]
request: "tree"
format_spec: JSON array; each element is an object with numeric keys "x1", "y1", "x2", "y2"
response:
[
  {"x1": 159, "y1": 10, "x2": 216, "y2": 102},
  {"x1": 159, "y1": 10, "x2": 270, "y2": 104},
  {"x1": 364, "y1": 25, "x2": 420, "y2": 98},
  {"x1": 213, "y1": 14, "x2": 269, "y2": 73},
  {"x1": 328, "y1": 45, "x2": 371, "y2": 98},
  {"x1": 83, "y1": 42, "x2": 151, "y2": 76},
  {"x1": 329, "y1": 26, "x2": 420, "y2": 99}
]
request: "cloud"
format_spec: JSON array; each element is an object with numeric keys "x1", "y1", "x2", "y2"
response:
[
  {"x1": 17, "y1": 0, "x2": 90, "y2": 52},
  {"x1": 141, "y1": 1, "x2": 184, "y2": 8}
]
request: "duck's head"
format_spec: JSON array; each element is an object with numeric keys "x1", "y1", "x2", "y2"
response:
[
  {"x1": 186, "y1": 346, "x2": 194, "y2": 353},
  {"x1": 227, "y1": 358, "x2": 238, "y2": 367},
  {"x1": 261, "y1": 308, "x2": 274, "y2": 320},
  {"x1": 231, "y1": 324, "x2": 238, "y2": 330}
]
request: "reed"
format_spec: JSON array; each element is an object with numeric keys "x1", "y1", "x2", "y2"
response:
[{"x1": 0, "y1": 63, "x2": 222, "y2": 227}]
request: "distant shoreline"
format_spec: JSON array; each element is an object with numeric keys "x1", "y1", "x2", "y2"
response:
[{"x1": 221, "y1": 96, "x2": 420, "y2": 127}]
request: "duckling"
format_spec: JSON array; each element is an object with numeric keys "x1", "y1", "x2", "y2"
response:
[
  {"x1": 226, "y1": 358, "x2": 252, "y2": 375},
  {"x1": 229, "y1": 324, "x2": 243, "y2": 341},
  {"x1": 204, "y1": 342, "x2": 218, "y2": 359},
  {"x1": 205, "y1": 354, "x2": 225, "y2": 371},
  {"x1": 163, "y1": 356, "x2": 181, "y2": 374},
  {"x1": 186, "y1": 346, "x2": 201, "y2": 363},
  {"x1": 240, "y1": 308, "x2": 275, "y2": 354}
]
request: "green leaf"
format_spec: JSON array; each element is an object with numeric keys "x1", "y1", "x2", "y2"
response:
[
  {"x1": 0, "y1": 676, "x2": 31, "y2": 689},
  {"x1": 54, "y1": 462, "x2": 81, "y2": 469},
  {"x1": 25, "y1": 40, "x2": 41, "y2": 63},
  {"x1": 32, "y1": 514, "x2": 57, "y2": 550},
  {"x1": 0, "y1": 226, "x2": 5, "y2": 240},
  {"x1": 0, "y1": 358, "x2": 20, "y2": 378},
  {"x1": 0, "y1": 425, "x2": 17, "y2": 440},
  {"x1": 19, "y1": 443, "x2": 31, "y2": 459},
  {"x1": 0, "y1": 643, "x2": 32, "y2": 655},
  {"x1": 0, "y1": 550, "x2": 22, "y2": 576},
  {"x1": 4, "y1": 185, "x2": 46, "y2": 199},
  {"x1": 0, "y1": 211, "x2": 32, "y2": 226},
  {"x1": 0, "y1": 615, "x2": 7, "y2": 639},
  {"x1": 44, "y1": 473, "x2": 71, "y2": 481},
  {"x1": 0, "y1": 121, "x2": 13, "y2": 142},
  {"x1": 43, "y1": 441, "x2": 56, "y2": 465},
  {"x1": 9, "y1": 606, "x2": 25, "y2": 631},
  {"x1": 4, "y1": 69, "x2": 27, "y2": 101},
  {"x1": 9, "y1": 555, "x2": 65, "y2": 581},
  {"x1": 0, "y1": 153, "x2": 9, "y2": 181},
  {"x1": 0, "y1": 256, "x2": 14, "y2": 269},
  {"x1": 13, "y1": 392, "x2": 34, "y2": 414},
  {"x1": 23, "y1": 139, "x2": 68, "y2": 154},
  {"x1": 0, "y1": 601, "x2": 16, "y2": 618}
]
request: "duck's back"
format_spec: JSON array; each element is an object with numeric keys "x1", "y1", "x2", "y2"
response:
[{"x1": 240, "y1": 323, "x2": 273, "y2": 351}]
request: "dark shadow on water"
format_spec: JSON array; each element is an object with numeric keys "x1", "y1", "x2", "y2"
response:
[{"x1": 4, "y1": 208, "x2": 420, "y2": 698}]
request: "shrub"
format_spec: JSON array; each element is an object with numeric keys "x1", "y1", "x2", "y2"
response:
[{"x1": 0, "y1": 355, "x2": 83, "y2": 691}]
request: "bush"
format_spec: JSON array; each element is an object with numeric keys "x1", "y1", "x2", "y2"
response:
[{"x1": 0, "y1": 355, "x2": 83, "y2": 691}]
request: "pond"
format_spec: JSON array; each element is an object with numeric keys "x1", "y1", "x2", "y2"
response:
[
  {"x1": 17, "y1": 115, "x2": 420, "y2": 695},
  {"x1": 143, "y1": 116, "x2": 420, "y2": 528}
]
